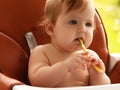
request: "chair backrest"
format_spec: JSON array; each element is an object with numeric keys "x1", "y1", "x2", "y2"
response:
[
  {"x1": 0, "y1": 0, "x2": 46, "y2": 55},
  {"x1": 0, "y1": 0, "x2": 110, "y2": 90},
  {"x1": 0, "y1": 0, "x2": 45, "y2": 89}
]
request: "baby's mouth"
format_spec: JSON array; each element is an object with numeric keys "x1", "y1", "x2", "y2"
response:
[
  {"x1": 75, "y1": 37, "x2": 81, "y2": 41},
  {"x1": 75, "y1": 38, "x2": 83, "y2": 45}
]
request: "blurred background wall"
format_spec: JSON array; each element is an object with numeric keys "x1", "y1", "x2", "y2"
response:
[{"x1": 95, "y1": 0, "x2": 120, "y2": 53}]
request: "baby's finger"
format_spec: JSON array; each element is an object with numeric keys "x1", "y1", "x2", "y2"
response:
[
  {"x1": 91, "y1": 59, "x2": 105, "y2": 72},
  {"x1": 75, "y1": 53, "x2": 91, "y2": 62}
]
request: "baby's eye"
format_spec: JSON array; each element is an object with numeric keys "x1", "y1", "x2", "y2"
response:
[
  {"x1": 68, "y1": 20, "x2": 77, "y2": 25},
  {"x1": 85, "y1": 22, "x2": 92, "y2": 27}
]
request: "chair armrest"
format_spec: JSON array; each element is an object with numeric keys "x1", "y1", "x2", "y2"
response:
[
  {"x1": 109, "y1": 53, "x2": 120, "y2": 73},
  {"x1": 0, "y1": 73, "x2": 24, "y2": 90},
  {"x1": 108, "y1": 53, "x2": 120, "y2": 83}
]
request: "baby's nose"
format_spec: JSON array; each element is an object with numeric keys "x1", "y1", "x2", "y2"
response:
[{"x1": 77, "y1": 26, "x2": 86, "y2": 33}]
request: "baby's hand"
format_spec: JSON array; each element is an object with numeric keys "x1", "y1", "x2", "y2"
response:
[
  {"x1": 63, "y1": 51, "x2": 90, "y2": 72},
  {"x1": 89, "y1": 57, "x2": 105, "y2": 73},
  {"x1": 86, "y1": 50, "x2": 105, "y2": 74}
]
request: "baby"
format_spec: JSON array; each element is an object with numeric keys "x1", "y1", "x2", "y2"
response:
[{"x1": 28, "y1": 0, "x2": 110, "y2": 87}]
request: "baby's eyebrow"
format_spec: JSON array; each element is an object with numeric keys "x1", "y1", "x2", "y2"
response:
[{"x1": 85, "y1": 19, "x2": 94, "y2": 23}]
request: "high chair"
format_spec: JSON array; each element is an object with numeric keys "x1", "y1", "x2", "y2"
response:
[{"x1": 0, "y1": 0, "x2": 120, "y2": 90}]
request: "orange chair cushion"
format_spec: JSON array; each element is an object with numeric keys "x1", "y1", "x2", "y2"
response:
[{"x1": 0, "y1": 32, "x2": 29, "y2": 89}]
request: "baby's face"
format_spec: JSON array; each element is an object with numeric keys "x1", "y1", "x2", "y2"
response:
[{"x1": 51, "y1": 1, "x2": 95, "y2": 52}]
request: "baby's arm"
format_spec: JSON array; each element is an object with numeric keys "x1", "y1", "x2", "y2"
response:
[
  {"x1": 87, "y1": 50, "x2": 111, "y2": 85},
  {"x1": 28, "y1": 46, "x2": 69, "y2": 87}
]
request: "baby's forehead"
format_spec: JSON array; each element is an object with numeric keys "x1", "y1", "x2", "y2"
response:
[
  {"x1": 61, "y1": 0, "x2": 95, "y2": 14},
  {"x1": 60, "y1": 4, "x2": 95, "y2": 17}
]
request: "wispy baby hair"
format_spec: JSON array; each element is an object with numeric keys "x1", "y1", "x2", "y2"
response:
[{"x1": 44, "y1": 0, "x2": 88, "y2": 24}]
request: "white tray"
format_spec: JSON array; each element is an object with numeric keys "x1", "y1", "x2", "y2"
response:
[{"x1": 13, "y1": 84, "x2": 120, "y2": 90}]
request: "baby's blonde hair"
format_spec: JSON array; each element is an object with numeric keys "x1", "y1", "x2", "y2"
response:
[{"x1": 44, "y1": 0, "x2": 89, "y2": 24}]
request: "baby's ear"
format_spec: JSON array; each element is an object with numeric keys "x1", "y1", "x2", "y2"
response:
[{"x1": 45, "y1": 21, "x2": 54, "y2": 36}]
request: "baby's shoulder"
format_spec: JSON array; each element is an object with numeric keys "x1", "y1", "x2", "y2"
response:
[{"x1": 31, "y1": 44, "x2": 51, "y2": 53}]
